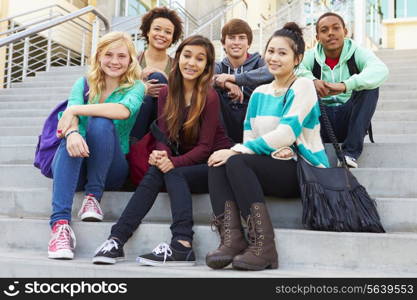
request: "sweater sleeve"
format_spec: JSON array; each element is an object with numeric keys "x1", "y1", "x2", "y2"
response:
[
  {"x1": 234, "y1": 64, "x2": 274, "y2": 88},
  {"x1": 170, "y1": 90, "x2": 221, "y2": 167},
  {"x1": 343, "y1": 47, "x2": 389, "y2": 92},
  {"x1": 234, "y1": 78, "x2": 318, "y2": 155}
]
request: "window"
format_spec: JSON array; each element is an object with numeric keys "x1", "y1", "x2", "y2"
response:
[
  {"x1": 395, "y1": 0, "x2": 417, "y2": 18},
  {"x1": 118, "y1": 0, "x2": 148, "y2": 17}
]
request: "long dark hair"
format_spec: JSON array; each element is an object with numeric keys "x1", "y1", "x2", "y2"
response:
[{"x1": 163, "y1": 35, "x2": 215, "y2": 144}]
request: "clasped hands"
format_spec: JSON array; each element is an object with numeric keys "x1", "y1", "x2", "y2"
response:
[
  {"x1": 213, "y1": 74, "x2": 243, "y2": 103},
  {"x1": 149, "y1": 150, "x2": 174, "y2": 173},
  {"x1": 314, "y1": 80, "x2": 346, "y2": 98}
]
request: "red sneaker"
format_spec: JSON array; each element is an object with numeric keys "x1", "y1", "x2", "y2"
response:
[
  {"x1": 47, "y1": 220, "x2": 76, "y2": 259},
  {"x1": 78, "y1": 194, "x2": 103, "y2": 222}
]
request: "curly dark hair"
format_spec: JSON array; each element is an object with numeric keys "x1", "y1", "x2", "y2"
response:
[{"x1": 139, "y1": 7, "x2": 183, "y2": 46}]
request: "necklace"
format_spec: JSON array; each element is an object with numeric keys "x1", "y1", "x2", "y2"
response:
[{"x1": 272, "y1": 74, "x2": 297, "y2": 97}]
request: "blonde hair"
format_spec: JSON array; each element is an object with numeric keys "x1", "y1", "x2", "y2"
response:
[{"x1": 87, "y1": 31, "x2": 141, "y2": 103}]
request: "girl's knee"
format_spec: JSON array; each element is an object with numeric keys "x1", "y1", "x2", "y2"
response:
[
  {"x1": 225, "y1": 154, "x2": 246, "y2": 169},
  {"x1": 87, "y1": 117, "x2": 114, "y2": 131},
  {"x1": 148, "y1": 72, "x2": 168, "y2": 84}
]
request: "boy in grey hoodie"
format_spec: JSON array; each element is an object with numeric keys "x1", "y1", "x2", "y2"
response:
[{"x1": 214, "y1": 19, "x2": 273, "y2": 143}]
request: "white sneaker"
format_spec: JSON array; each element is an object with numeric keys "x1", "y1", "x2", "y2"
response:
[
  {"x1": 78, "y1": 194, "x2": 104, "y2": 221},
  {"x1": 338, "y1": 156, "x2": 358, "y2": 168}
]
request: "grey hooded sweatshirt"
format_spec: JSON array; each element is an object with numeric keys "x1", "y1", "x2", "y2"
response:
[{"x1": 215, "y1": 52, "x2": 274, "y2": 103}]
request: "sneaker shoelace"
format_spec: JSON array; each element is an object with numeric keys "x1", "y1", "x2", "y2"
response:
[
  {"x1": 94, "y1": 239, "x2": 118, "y2": 255},
  {"x1": 53, "y1": 224, "x2": 76, "y2": 250},
  {"x1": 78, "y1": 195, "x2": 103, "y2": 216},
  {"x1": 152, "y1": 242, "x2": 172, "y2": 263}
]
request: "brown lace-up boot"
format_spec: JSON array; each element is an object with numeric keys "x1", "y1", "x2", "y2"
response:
[
  {"x1": 232, "y1": 202, "x2": 278, "y2": 271},
  {"x1": 206, "y1": 200, "x2": 248, "y2": 269}
]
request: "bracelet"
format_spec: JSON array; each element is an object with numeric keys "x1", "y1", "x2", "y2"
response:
[{"x1": 65, "y1": 130, "x2": 80, "y2": 139}]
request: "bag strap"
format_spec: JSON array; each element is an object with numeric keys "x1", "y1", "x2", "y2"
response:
[
  {"x1": 312, "y1": 58, "x2": 321, "y2": 79},
  {"x1": 282, "y1": 79, "x2": 347, "y2": 168},
  {"x1": 83, "y1": 77, "x2": 89, "y2": 104},
  {"x1": 317, "y1": 100, "x2": 347, "y2": 167},
  {"x1": 150, "y1": 120, "x2": 180, "y2": 156},
  {"x1": 347, "y1": 52, "x2": 359, "y2": 76}
]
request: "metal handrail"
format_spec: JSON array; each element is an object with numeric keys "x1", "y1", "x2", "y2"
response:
[
  {"x1": 0, "y1": 12, "x2": 63, "y2": 36},
  {"x1": 110, "y1": 16, "x2": 139, "y2": 29},
  {"x1": 0, "y1": 6, "x2": 109, "y2": 48},
  {"x1": 0, "y1": 4, "x2": 57, "y2": 23}
]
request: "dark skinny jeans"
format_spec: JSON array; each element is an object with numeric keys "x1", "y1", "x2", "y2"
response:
[
  {"x1": 320, "y1": 88, "x2": 379, "y2": 159},
  {"x1": 130, "y1": 72, "x2": 168, "y2": 141},
  {"x1": 111, "y1": 164, "x2": 209, "y2": 245}
]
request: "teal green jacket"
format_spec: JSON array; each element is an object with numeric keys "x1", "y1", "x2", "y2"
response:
[
  {"x1": 59, "y1": 77, "x2": 145, "y2": 154},
  {"x1": 297, "y1": 38, "x2": 389, "y2": 105}
]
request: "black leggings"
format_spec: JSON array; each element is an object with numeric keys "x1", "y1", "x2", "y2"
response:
[{"x1": 208, "y1": 154, "x2": 299, "y2": 218}]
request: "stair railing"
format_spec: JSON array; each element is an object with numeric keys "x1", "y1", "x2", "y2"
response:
[{"x1": 0, "y1": 5, "x2": 109, "y2": 88}]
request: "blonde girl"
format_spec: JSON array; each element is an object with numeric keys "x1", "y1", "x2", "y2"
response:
[{"x1": 47, "y1": 31, "x2": 145, "y2": 260}]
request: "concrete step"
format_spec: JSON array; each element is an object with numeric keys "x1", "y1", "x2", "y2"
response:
[
  {"x1": 380, "y1": 83, "x2": 417, "y2": 91},
  {"x1": 376, "y1": 49, "x2": 417, "y2": 57},
  {"x1": 384, "y1": 67, "x2": 417, "y2": 75},
  {"x1": 0, "y1": 109, "x2": 50, "y2": 118},
  {"x1": 2, "y1": 249, "x2": 411, "y2": 277},
  {"x1": 0, "y1": 187, "x2": 416, "y2": 232},
  {"x1": 365, "y1": 134, "x2": 417, "y2": 143},
  {"x1": 3, "y1": 141, "x2": 416, "y2": 168},
  {"x1": 0, "y1": 127, "x2": 41, "y2": 136},
  {"x1": 0, "y1": 136, "x2": 37, "y2": 146},
  {"x1": 11, "y1": 81, "x2": 74, "y2": 89},
  {"x1": 0, "y1": 101, "x2": 61, "y2": 110},
  {"x1": 0, "y1": 145, "x2": 35, "y2": 164},
  {"x1": 1, "y1": 164, "x2": 416, "y2": 198},
  {"x1": 0, "y1": 94, "x2": 68, "y2": 102},
  {"x1": 376, "y1": 100, "x2": 417, "y2": 110},
  {"x1": 378, "y1": 90, "x2": 417, "y2": 100},
  {"x1": 358, "y1": 143, "x2": 417, "y2": 168},
  {"x1": 372, "y1": 121, "x2": 417, "y2": 134},
  {"x1": 373, "y1": 110, "x2": 417, "y2": 121},
  {"x1": 24, "y1": 74, "x2": 81, "y2": 83},
  {"x1": 365, "y1": 132, "x2": 417, "y2": 146},
  {"x1": 1, "y1": 217, "x2": 417, "y2": 274},
  {"x1": 34, "y1": 72, "x2": 85, "y2": 79},
  {"x1": 0, "y1": 87, "x2": 72, "y2": 96},
  {"x1": 0, "y1": 165, "x2": 52, "y2": 188},
  {"x1": 0, "y1": 117, "x2": 45, "y2": 126},
  {"x1": 382, "y1": 58, "x2": 417, "y2": 64}
]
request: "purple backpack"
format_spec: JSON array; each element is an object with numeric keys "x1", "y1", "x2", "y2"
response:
[{"x1": 34, "y1": 78, "x2": 89, "y2": 178}]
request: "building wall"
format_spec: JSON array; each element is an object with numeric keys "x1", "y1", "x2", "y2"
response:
[{"x1": 383, "y1": 17, "x2": 417, "y2": 49}]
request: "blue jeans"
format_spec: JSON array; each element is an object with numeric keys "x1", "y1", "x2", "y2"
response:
[
  {"x1": 110, "y1": 164, "x2": 209, "y2": 245},
  {"x1": 130, "y1": 72, "x2": 168, "y2": 141},
  {"x1": 320, "y1": 88, "x2": 379, "y2": 159},
  {"x1": 50, "y1": 117, "x2": 128, "y2": 227}
]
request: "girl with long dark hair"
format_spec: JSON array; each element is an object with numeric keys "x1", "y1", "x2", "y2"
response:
[{"x1": 93, "y1": 35, "x2": 231, "y2": 266}]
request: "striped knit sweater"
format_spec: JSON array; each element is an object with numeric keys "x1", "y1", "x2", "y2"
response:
[{"x1": 231, "y1": 77, "x2": 330, "y2": 168}]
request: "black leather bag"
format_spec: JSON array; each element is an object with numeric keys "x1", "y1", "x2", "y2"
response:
[{"x1": 283, "y1": 82, "x2": 385, "y2": 233}]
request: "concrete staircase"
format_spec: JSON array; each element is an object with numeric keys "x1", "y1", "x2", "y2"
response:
[{"x1": 1, "y1": 49, "x2": 417, "y2": 277}]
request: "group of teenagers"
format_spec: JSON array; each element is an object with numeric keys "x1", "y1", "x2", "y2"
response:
[{"x1": 47, "y1": 7, "x2": 388, "y2": 271}]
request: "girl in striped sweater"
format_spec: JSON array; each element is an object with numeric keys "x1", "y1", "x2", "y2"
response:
[{"x1": 206, "y1": 22, "x2": 330, "y2": 271}]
